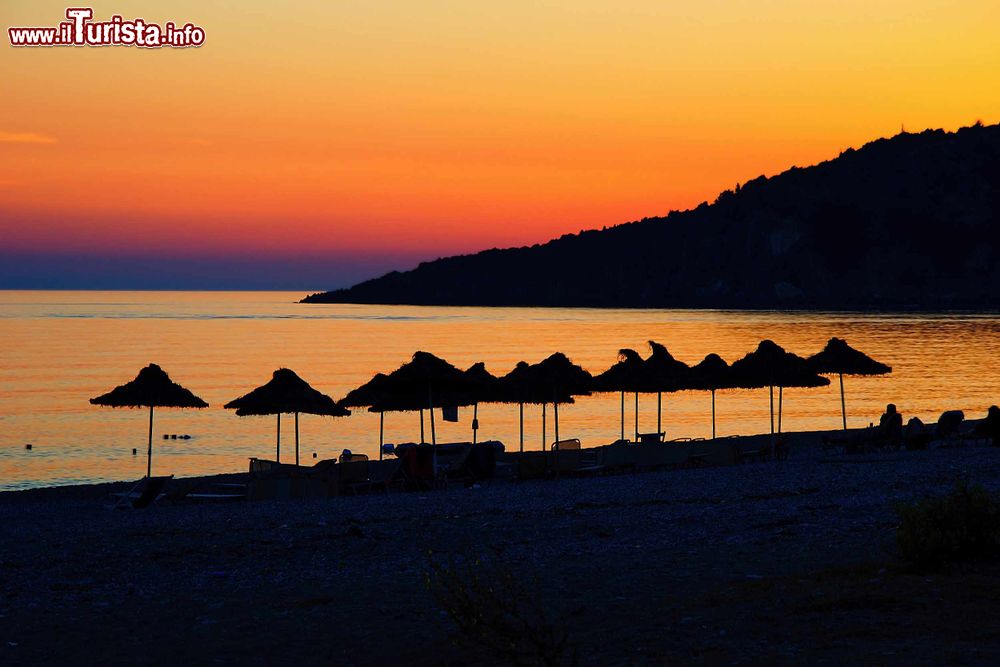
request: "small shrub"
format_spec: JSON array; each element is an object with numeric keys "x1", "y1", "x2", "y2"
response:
[
  {"x1": 426, "y1": 555, "x2": 577, "y2": 667},
  {"x1": 896, "y1": 483, "x2": 1000, "y2": 568}
]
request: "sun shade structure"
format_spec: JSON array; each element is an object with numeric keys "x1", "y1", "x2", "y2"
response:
[
  {"x1": 593, "y1": 348, "x2": 648, "y2": 442},
  {"x1": 224, "y1": 368, "x2": 348, "y2": 465},
  {"x1": 498, "y1": 359, "x2": 578, "y2": 452},
  {"x1": 730, "y1": 340, "x2": 829, "y2": 442},
  {"x1": 499, "y1": 353, "x2": 591, "y2": 451},
  {"x1": 463, "y1": 362, "x2": 502, "y2": 444},
  {"x1": 687, "y1": 353, "x2": 736, "y2": 439},
  {"x1": 341, "y1": 352, "x2": 479, "y2": 450},
  {"x1": 807, "y1": 337, "x2": 892, "y2": 430},
  {"x1": 643, "y1": 341, "x2": 691, "y2": 439},
  {"x1": 90, "y1": 363, "x2": 208, "y2": 478}
]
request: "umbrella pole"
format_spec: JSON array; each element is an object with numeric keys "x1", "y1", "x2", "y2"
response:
[
  {"x1": 146, "y1": 405, "x2": 154, "y2": 478},
  {"x1": 554, "y1": 400, "x2": 560, "y2": 445},
  {"x1": 420, "y1": 409, "x2": 425, "y2": 444},
  {"x1": 430, "y1": 404, "x2": 437, "y2": 446},
  {"x1": 295, "y1": 412, "x2": 300, "y2": 466},
  {"x1": 711, "y1": 389, "x2": 716, "y2": 440},
  {"x1": 840, "y1": 372, "x2": 847, "y2": 431},
  {"x1": 276, "y1": 413, "x2": 281, "y2": 463},
  {"x1": 769, "y1": 385, "x2": 774, "y2": 435},
  {"x1": 778, "y1": 386, "x2": 783, "y2": 434},
  {"x1": 634, "y1": 392, "x2": 639, "y2": 442},
  {"x1": 620, "y1": 391, "x2": 624, "y2": 442},
  {"x1": 541, "y1": 403, "x2": 546, "y2": 451},
  {"x1": 379, "y1": 412, "x2": 384, "y2": 461},
  {"x1": 657, "y1": 392, "x2": 662, "y2": 438},
  {"x1": 768, "y1": 385, "x2": 776, "y2": 459},
  {"x1": 473, "y1": 403, "x2": 478, "y2": 445},
  {"x1": 519, "y1": 402, "x2": 524, "y2": 453}
]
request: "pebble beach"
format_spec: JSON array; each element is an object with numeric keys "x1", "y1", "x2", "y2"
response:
[{"x1": 3, "y1": 432, "x2": 1000, "y2": 666}]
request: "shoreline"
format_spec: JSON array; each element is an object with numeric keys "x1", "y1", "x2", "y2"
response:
[{"x1": 1, "y1": 419, "x2": 988, "y2": 499}]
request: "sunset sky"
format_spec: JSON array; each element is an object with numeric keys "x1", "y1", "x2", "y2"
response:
[{"x1": 2, "y1": 0, "x2": 997, "y2": 289}]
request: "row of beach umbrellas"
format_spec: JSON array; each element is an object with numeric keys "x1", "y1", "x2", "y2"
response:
[{"x1": 90, "y1": 338, "x2": 890, "y2": 477}]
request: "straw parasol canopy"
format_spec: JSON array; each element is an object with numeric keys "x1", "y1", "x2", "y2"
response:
[
  {"x1": 463, "y1": 362, "x2": 502, "y2": 444},
  {"x1": 687, "y1": 353, "x2": 735, "y2": 439},
  {"x1": 503, "y1": 353, "x2": 591, "y2": 450},
  {"x1": 341, "y1": 351, "x2": 479, "y2": 447},
  {"x1": 730, "y1": 340, "x2": 829, "y2": 440},
  {"x1": 807, "y1": 337, "x2": 892, "y2": 430},
  {"x1": 90, "y1": 363, "x2": 208, "y2": 478},
  {"x1": 498, "y1": 359, "x2": 579, "y2": 452},
  {"x1": 643, "y1": 341, "x2": 691, "y2": 438},
  {"x1": 224, "y1": 368, "x2": 348, "y2": 465},
  {"x1": 593, "y1": 348, "x2": 648, "y2": 442}
]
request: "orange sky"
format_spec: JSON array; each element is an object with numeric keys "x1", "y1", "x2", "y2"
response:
[{"x1": 2, "y1": 0, "x2": 998, "y2": 286}]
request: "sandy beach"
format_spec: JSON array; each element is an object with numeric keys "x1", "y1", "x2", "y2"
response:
[{"x1": 3, "y1": 432, "x2": 1000, "y2": 666}]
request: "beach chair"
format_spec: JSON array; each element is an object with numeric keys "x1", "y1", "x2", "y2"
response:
[
  {"x1": 600, "y1": 442, "x2": 635, "y2": 473},
  {"x1": 684, "y1": 440, "x2": 714, "y2": 468},
  {"x1": 362, "y1": 458, "x2": 405, "y2": 493},
  {"x1": 704, "y1": 440, "x2": 739, "y2": 467},
  {"x1": 551, "y1": 439, "x2": 580, "y2": 451},
  {"x1": 549, "y1": 448, "x2": 582, "y2": 476},
  {"x1": 574, "y1": 447, "x2": 607, "y2": 476},
  {"x1": 399, "y1": 445, "x2": 438, "y2": 491},
  {"x1": 637, "y1": 432, "x2": 664, "y2": 444},
  {"x1": 109, "y1": 475, "x2": 173, "y2": 509},
  {"x1": 636, "y1": 442, "x2": 688, "y2": 470},
  {"x1": 514, "y1": 451, "x2": 548, "y2": 481},
  {"x1": 458, "y1": 442, "x2": 500, "y2": 485},
  {"x1": 338, "y1": 459, "x2": 372, "y2": 495}
]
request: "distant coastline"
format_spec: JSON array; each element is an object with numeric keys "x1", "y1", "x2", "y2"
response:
[{"x1": 303, "y1": 123, "x2": 1000, "y2": 310}]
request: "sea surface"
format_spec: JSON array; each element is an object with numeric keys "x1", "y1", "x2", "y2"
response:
[{"x1": 1, "y1": 291, "x2": 998, "y2": 491}]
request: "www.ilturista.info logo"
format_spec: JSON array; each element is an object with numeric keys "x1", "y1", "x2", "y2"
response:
[{"x1": 8, "y1": 7, "x2": 205, "y2": 48}]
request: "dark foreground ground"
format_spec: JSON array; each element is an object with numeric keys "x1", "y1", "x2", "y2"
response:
[{"x1": 2, "y1": 446, "x2": 1000, "y2": 666}]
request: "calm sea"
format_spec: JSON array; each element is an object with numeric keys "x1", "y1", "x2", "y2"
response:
[{"x1": 1, "y1": 291, "x2": 998, "y2": 491}]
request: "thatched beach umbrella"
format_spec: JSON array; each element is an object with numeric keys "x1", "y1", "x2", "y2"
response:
[
  {"x1": 731, "y1": 340, "x2": 829, "y2": 440},
  {"x1": 643, "y1": 341, "x2": 691, "y2": 438},
  {"x1": 592, "y1": 348, "x2": 648, "y2": 442},
  {"x1": 224, "y1": 368, "x2": 349, "y2": 465},
  {"x1": 512, "y1": 353, "x2": 592, "y2": 450},
  {"x1": 687, "y1": 353, "x2": 735, "y2": 439},
  {"x1": 90, "y1": 363, "x2": 208, "y2": 478},
  {"x1": 463, "y1": 362, "x2": 502, "y2": 445},
  {"x1": 341, "y1": 352, "x2": 478, "y2": 451},
  {"x1": 498, "y1": 359, "x2": 578, "y2": 452},
  {"x1": 807, "y1": 337, "x2": 892, "y2": 430}
]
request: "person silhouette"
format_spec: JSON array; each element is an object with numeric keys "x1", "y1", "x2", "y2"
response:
[
  {"x1": 976, "y1": 405, "x2": 1000, "y2": 445},
  {"x1": 878, "y1": 403, "x2": 903, "y2": 443}
]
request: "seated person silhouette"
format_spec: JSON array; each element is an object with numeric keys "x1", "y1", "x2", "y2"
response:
[
  {"x1": 976, "y1": 405, "x2": 1000, "y2": 445},
  {"x1": 878, "y1": 403, "x2": 903, "y2": 445}
]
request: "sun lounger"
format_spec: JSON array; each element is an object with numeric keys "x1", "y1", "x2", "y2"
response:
[
  {"x1": 514, "y1": 451, "x2": 548, "y2": 481},
  {"x1": 600, "y1": 442, "x2": 635, "y2": 472},
  {"x1": 737, "y1": 446, "x2": 767, "y2": 463},
  {"x1": 573, "y1": 448, "x2": 607, "y2": 475},
  {"x1": 338, "y1": 459, "x2": 372, "y2": 495},
  {"x1": 637, "y1": 432, "x2": 664, "y2": 444},
  {"x1": 636, "y1": 442, "x2": 690, "y2": 470},
  {"x1": 109, "y1": 475, "x2": 173, "y2": 509},
  {"x1": 398, "y1": 445, "x2": 438, "y2": 491},
  {"x1": 551, "y1": 439, "x2": 581, "y2": 451}
]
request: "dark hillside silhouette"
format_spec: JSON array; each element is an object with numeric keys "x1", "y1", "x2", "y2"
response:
[{"x1": 303, "y1": 123, "x2": 1000, "y2": 309}]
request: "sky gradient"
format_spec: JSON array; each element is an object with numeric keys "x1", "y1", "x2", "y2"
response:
[{"x1": 2, "y1": 0, "x2": 998, "y2": 289}]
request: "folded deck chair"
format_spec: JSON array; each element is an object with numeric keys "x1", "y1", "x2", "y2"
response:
[{"x1": 110, "y1": 475, "x2": 173, "y2": 509}]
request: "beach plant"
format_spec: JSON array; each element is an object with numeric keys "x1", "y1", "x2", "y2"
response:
[
  {"x1": 426, "y1": 555, "x2": 577, "y2": 667},
  {"x1": 896, "y1": 483, "x2": 1000, "y2": 568}
]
